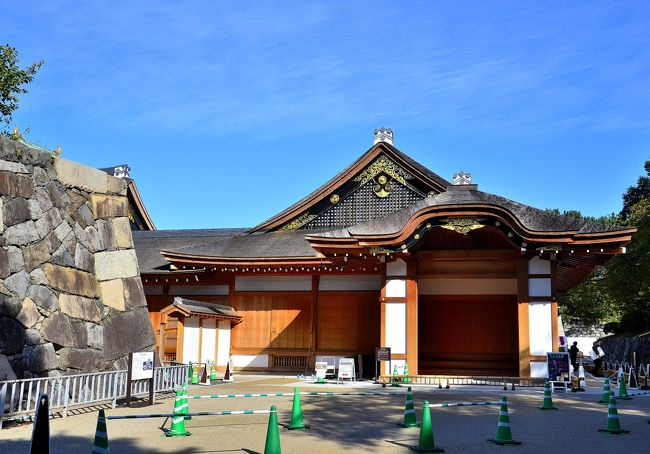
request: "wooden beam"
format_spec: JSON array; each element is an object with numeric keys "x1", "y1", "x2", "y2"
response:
[
  {"x1": 551, "y1": 301, "x2": 559, "y2": 353},
  {"x1": 406, "y1": 260, "x2": 418, "y2": 375},
  {"x1": 517, "y1": 259, "x2": 530, "y2": 377},
  {"x1": 176, "y1": 316, "x2": 185, "y2": 363}
]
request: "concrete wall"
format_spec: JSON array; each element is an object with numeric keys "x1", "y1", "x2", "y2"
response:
[{"x1": 0, "y1": 136, "x2": 155, "y2": 380}]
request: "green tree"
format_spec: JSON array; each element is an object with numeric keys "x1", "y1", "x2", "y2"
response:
[
  {"x1": 559, "y1": 158, "x2": 650, "y2": 335},
  {"x1": 0, "y1": 44, "x2": 43, "y2": 128}
]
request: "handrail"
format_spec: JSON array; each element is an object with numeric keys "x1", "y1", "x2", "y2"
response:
[{"x1": 0, "y1": 364, "x2": 188, "y2": 428}]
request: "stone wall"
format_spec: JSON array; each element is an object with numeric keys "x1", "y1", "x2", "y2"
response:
[
  {"x1": 600, "y1": 334, "x2": 650, "y2": 365},
  {"x1": 0, "y1": 135, "x2": 155, "y2": 380}
]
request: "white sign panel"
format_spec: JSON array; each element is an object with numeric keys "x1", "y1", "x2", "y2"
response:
[
  {"x1": 131, "y1": 352, "x2": 154, "y2": 380},
  {"x1": 315, "y1": 362, "x2": 328, "y2": 379},
  {"x1": 337, "y1": 357, "x2": 356, "y2": 383}
]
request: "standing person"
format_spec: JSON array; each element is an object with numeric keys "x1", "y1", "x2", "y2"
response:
[
  {"x1": 591, "y1": 341, "x2": 604, "y2": 376},
  {"x1": 569, "y1": 341, "x2": 580, "y2": 372}
]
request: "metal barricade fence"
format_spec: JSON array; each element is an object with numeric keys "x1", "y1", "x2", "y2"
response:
[{"x1": 0, "y1": 364, "x2": 188, "y2": 428}]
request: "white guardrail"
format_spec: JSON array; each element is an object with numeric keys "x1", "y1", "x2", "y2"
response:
[{"x1": 0, "y1": 364, "x2": 188, "y2": 428}]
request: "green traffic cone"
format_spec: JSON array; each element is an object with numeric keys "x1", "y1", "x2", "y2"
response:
[
  {"x1": 617, "y1": 375, "x2": 632, "y2": 400},
  {"x1": 180, "y1": 382, "x2": 191, "y2": 420},
  {"x1": 92, "y1": 409, "x2": 110, "y2": 453},
  {"x1": 598, "y1": 395, "x2": 629, "y2": 434},
  {"x1": 191, "y1": 363, "x2": 199, "y2": 385},
  {"x1": 209, "y1": 361, "x2": 218, "y2": 381},
  {"x1": 538, "y1": 381, "x2": 558, "y2": 410},
  {"x1": 599, "y1": 377, "x2": 612, "y2": 404},
  {"x1": 398, "y1": 387, "x2": 419, "y2": 428},
  {"x1": 264, "y1": 405, "x2": 281, "y2": 454},
  {"x1": 409, "y1": 400, "x2": 443, "y2": 452},
  {"x1": 187, "y1": 361, "x2": 193, "y2": 380},
  {"x1": 165, "y1": 390, "x2": 191, "y2": 437},
  {"x1": 404, "y1": 361, "x2": 411, "y2": 384},
  {"x1": 286, "y1": 387, "x2": 309, "y2": 430},
  {"x1": 390, "y1": 364, "x2": 402, "y2": 387},
  {"x1": 487, "y1": 397, "x2": 521, "y2": 445}
]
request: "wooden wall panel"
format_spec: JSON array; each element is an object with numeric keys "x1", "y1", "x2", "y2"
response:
[
  {"x1": 316, "y1": 292, "x2": 379, "y2": 353},
  {"x1": 230, "y1": 293, "x2": 312, "y2": 350}
]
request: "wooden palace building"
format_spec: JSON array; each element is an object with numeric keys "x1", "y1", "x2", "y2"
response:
[{"x1": 132, "y1": 129, "x2": 635, "y2": 378}]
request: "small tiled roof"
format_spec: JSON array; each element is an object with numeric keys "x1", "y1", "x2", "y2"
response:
[{"x1": 165, "y1": 297, "x2": 242, "y2": 320}]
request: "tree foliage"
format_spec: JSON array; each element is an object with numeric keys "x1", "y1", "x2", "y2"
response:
[
  {"x1": 0, "y1": 44, "x2": 43, "y2": 128},
  {"x1": 559, "y1": 160, "x2": 650, "y2": 335}
]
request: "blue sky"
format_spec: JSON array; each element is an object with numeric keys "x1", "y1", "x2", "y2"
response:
[{"x1": 3, "y1": 1, "x2": 649, "y2": 229}]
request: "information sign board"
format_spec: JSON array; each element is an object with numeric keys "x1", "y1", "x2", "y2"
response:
[
  {"x1": 376, "y1": 347, "x2": 391, "y2": 362},
  {"x1": 337, "y1": 357, "x2": 356, "y2": 383},
  {"x1": 131, "y1": 351, "x2": 154, "y2": 380},
  {"x1": 546, "y1": 352, "x2": 570, "y2": 381},
  {"x1": 315, "y1": 362, "x2": 328, "y2": 380}
]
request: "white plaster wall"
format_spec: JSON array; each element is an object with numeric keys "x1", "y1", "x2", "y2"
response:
[
  {"x1": 232, "y1": 354, "x2": 268, "y2": 368},
  {"x1": 235, "y1": 276, "x2": 311, "y2": 292},
  {"x1": 169, "y1": 285, "x2": 229, "y2": 296},
  {"x1": 386, "y1": 259, "x2": 407, "y2": 276},
  {"x1": 385, "y1": 303, "x2": 406, "y2": 354},
  {"x1": 182, "y1": 317, "x2": 200, "y2": 364},
  {"x1": 385, "y1": 359, "x2": 406, "y2": 375},
  {"x1": 217, "y1": 320, "x2": 231, "y2": 366},
  {"x1": 529, "y1": 302, "x2": 553, "y2": 356},
  {"x1": 386, "y1": 279, "x2": 406, "y2": 298},
  {"x1": 528, "y1": 256, "x2": 551, "y2": 274},
  {"x1": 201, "y1": 319, "x2": 216, "y2": 363},
  {"x1": 530, "y1": 361, "x2": 548, "y2": 378},
  {"x1": 528, "y1": 278, "x2": 552, "y2": 297},
  {"x1": 418, "y1": 279, "x2": 517, "y2": 295},
  {"x1": 319, "y1": 275, "x2": 382, "y2": 291}
]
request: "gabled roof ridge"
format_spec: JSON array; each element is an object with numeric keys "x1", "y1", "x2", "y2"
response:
[{"x1": 247, "y1": 142, "x2": 449, "y2": 233}]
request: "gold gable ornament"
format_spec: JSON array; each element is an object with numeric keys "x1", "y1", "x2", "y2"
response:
[
  {"x1": 440, "y1": 218, "x2": 485, "y2": 235},
  {"x1": 353, "y1": 155, "x2": 414, "y2": 186},
  {"x1": 280, "y1": 212, "x2": 318, "y2": 231}
]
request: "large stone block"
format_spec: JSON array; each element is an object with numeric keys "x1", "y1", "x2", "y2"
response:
[
  {"x1": 23, "y1": 343, "x2": 58, "y2": 373},
  {"x1": 54, "y1": 220, "x2": 72, "y2": 243},
  {"x1": 0, "y1": 354, "x2": 17, "y2": 380},
  {"x1": 58, "y1": 348, "x2": 104, "y2": 371},
  {"x1": 0, "y1": 248, "x2": 8, "y2": 279},
  {"x1": 54, "y1": 157, "x2": 108, "y2": 194},
  {"x1": 123, "y1": 277, "x2": 147, "y2": 309},
  {"x1": 90, "y1": 194, "x2": 128, "y2": 219},
  {"x1": 0, "y1": 198, "x2": 3, "y2": 233},
  {"x1": 27, "y1": 285, "x2": 58, "y2": 311},
  {"x1": 112, "y1": 217, "x2": 133, "y2": 249},
  {"x1": 43, "y1": 263, "x2": 99, "y2": 298},
  {"x1": 7, "y1": 246, "x2": 24, "y2": 273},
  {"x1": 0, "y1": 317, "x2": 25, "y2": 355},
  {"x1": 58, "y1": 293, "x2": 101, "y2": 322},
  {"x1": 41, "y1": 312, "x2": 74, "y2": 347},
  {"x1": 35, "y1": 208, "x2": 63, "y2": 239},
  {"x1": 0, "y1": 159, "x2": 28, "y2": 173},
  {"x1": 0, "y1": 172, "x2": 31, "y2": 197},
  {"x1": 25, "y1": 328, "x2": 43, "y2": 345},
  {"x1": 0, "y1": 296, "x2": 22, "y2": 318},
  {"x1": 83, "y1": 226, "x2": 102, "y2": 253},
  {"x1": 23, "y1": 240, "x2": 51, "y2": 272},
  {"x1": 86, "y1": 323, "x2": 103, "y2": 349},
  {"x1": 28, "y1": 198, "x2": 43, "y2": 220},
  {"x1": 29, "y1": 268, "x2": 48, "y2": 286},
  {"x1": 103, "y1": 308, "x2": 155, "y2": 361},
  {"x1": 32, "y1": 166, "x2": 49, "y2": 186},
  {"x1": 52, "y1": 243, "x2": 75, "y2": 267},
  {"x1": 97, "y1": 219, "x2": 116, "y2": 250},
  {"x1": 70, "y1": 322, "x2": 88, "y2": 348},
  {"x1": 16, "y1": 297, "x2": 40, "y2": 328},
  {"x1": 4, "y1": 270, "x2": 30, "y2": 298},
  {"x1": 3, "y1": 197, "x2": 30, "y2": 226},
  {"x1": 35, "y1": 187, "x2": 54, "y2": 212},
  {"x1": 94, "y1": 249, "x2": 139, "y2": 281},
  {"x1": 3, "y1": 221, "x2": 39, "y2": 246},
  {"x1": 74, "y1": 243, "x2": 94, "y2": 273},
  {"x1": 100, "y1": 279, "x2": 125, "y2": 311},
  {"x1": 107, "y1": 175, "x2": 127, "y2": 195}
]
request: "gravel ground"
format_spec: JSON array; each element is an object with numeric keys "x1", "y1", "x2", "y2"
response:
[{"x1": 1, "y1": 375, "x2": 648, "y2": 453}]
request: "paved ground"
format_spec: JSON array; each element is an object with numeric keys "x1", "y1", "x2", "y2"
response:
[{"x1": 1, "y1": 375, "x2": 649, "y2": 453}]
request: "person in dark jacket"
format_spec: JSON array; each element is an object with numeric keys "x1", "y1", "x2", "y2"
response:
[{"x1": 569, "y1": 341, "x2": 579, "y2": 372}]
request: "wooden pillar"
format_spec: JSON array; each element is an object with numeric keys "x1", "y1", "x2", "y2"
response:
[
  {"x1": 176, "y1": 315, "x2": 185, "y2": 363},
  {"x1": 406, "y1": 260, "x2": 418, "y2": 375},
  {"x1": 379, "y1": 274, "x2": 387, "y2": 374},
  {"x1": 551, "y1": 259, "x2": 559, "y2": 352},
  {"x1": 517, "y1": 259, "x2": 530, "y2": 377}
]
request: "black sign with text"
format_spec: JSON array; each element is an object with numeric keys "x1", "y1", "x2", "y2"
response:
[{"x1": 376, "y1": 347, "x2": 391, "y2": 362}]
